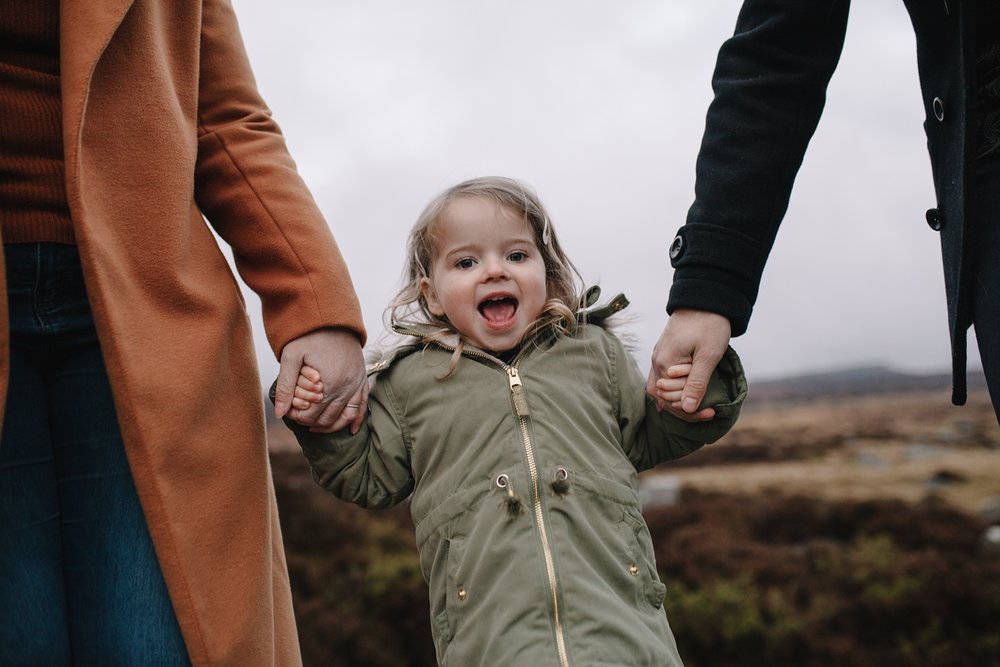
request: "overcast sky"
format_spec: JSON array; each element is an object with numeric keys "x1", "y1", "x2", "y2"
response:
[{"x1": 230, "y1": 0, "x2": 979, "y2": 383}]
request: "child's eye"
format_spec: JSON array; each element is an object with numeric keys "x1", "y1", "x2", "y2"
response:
[
  {"x1": 508, "y1": 251, "x2": 527, "y2": 262},
  {"x1": 455, "y1": 257, "x2": 476, "y2": 269}
]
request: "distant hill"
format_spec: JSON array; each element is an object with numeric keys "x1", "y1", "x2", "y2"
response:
[{"x1": 749, "y1": 365, "x2": 987, "y2": 402}]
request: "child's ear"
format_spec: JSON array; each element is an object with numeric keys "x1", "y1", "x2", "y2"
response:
[{"x1": 419, "y1": 277, "x2": 446, "y2": 316}]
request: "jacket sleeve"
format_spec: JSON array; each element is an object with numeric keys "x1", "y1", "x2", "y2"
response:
[
  {"x1": 617, "y1": 337, "x2": 748, "y2": 472},
  {"x1": 666, "y1": 0, "x2": 851, "y2": 335},
  {"x1": 193, "y1": 0, "x2": 365, "y2": 354},
  {"x1": 270, "y1": 377, "x2": 414, "y2": 509}
]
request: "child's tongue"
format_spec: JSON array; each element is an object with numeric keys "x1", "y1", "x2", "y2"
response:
[{"x1": 481, "y1": 298, "x2": 516, "y2": 324}]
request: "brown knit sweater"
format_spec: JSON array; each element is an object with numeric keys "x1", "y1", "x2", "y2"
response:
[{"x1": 0, "y1": 0, "x2": 74, "y2": 245}]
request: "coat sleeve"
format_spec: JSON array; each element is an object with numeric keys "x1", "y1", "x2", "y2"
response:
[
  {"x1": 271, "y1": 375, "x2": 415, "y2": 509},
  {"x1": 666, "y1": 0, "x2": 851, "y2": 336},
  {"x1": 617, "y1": 335, "x2": 748, "y2": 472},
  {"x1": 193, "y1": 0, "x2": 365, "y2": 354}
]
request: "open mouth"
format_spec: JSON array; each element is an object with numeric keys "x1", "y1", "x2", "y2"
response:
[{"x1": 478, "y1": 295, "x2": 518, "y2": 328}]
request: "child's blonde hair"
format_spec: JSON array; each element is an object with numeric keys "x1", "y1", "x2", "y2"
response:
[{"x1": 387, "y1": 176, "x2": 584, "y2": 373}]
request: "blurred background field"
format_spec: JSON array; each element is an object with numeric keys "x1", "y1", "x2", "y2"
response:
[{"x1": 267, "y1": 371, "x2": 1000, "y2": 667}]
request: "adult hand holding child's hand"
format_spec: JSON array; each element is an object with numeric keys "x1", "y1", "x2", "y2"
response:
[
  {"x1": 647, "y1": 309, "x2": 731, "y2": 421},
  {"x1": 274, "y1": 327, "x2": 368, "y2": 434}
]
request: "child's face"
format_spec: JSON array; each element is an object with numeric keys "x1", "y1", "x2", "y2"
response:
[{"x1": 420, "y1": 196, "x2": 548, "y2": 354}]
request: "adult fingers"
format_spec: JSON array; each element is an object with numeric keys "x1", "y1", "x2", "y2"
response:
[
  {"x1": 307, "y1": 386, "x2": 367, "y2": 435},
  {"x1": 273, "y1": 350, "x2": 305, "y2": 418},
  {"x1": 348, "y1": 380, "x2": 369, "y2": 435}
]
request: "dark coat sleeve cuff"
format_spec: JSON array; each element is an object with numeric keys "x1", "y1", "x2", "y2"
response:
[
  {"x1": 666, "y1": 222, "x2": 768, "y2": 336},
  {"x1": 667, "y1": 278, "x2": 752, "y2": 337}
]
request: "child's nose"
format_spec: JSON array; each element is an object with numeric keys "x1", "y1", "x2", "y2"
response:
[{"x1": 483, "y1": 257, "x2": 509, "y2": 279}]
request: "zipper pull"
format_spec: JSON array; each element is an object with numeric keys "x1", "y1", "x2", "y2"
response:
[{"x1": 508, "y1": 367, "x2": 530, "y2": 417}]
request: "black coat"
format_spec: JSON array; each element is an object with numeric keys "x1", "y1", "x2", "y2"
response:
[{"x1": 667, "y1": 0, "x2": 979, "y2": 403}]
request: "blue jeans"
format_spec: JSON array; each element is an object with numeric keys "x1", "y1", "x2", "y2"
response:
[{"x1": 0, "y1": 243, "x2": 190, "y2": 665}]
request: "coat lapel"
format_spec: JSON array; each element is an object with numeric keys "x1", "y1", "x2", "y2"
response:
[{"x1": 59, "y1": 0, "x2": 136, "y2": 181}]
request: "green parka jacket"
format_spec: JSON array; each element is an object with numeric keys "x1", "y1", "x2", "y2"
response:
[{"x1": 282, "y1": 305, "x2": 747, "y2": 667}]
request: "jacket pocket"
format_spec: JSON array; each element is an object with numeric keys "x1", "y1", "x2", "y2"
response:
[
  {"x1": 569, "y1": 470, "x2": 666, "y2": 611},
  {"x1": 621, "y1": 506, "x2": 666, "y2": 610},
  {"x1": 430, "y1": 534, "x2": 465, "y2": 661}
]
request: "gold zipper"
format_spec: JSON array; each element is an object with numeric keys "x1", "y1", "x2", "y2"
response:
[
  {"x1": 393, "y1": 331, "x2": 570, "y2": 665},
  {"x1": 508, "y1": 367, "x2": 570, "y2": 667}
]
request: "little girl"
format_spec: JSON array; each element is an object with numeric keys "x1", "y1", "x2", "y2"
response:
[{"x1": 278, "y1": 176, "x2": 747, "y2": 667}]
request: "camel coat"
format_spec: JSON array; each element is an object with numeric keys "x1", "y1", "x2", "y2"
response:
[{"x1": 0, "y1": 0, "x2": 365, "y2": 664}]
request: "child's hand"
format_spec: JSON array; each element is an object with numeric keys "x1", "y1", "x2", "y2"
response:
[
  {"x1": 654, "y1": 363, "x2": 717, "y2": 419},
  {"x1": 290, "y1": 365, "x2": 324, "y2": 411}
]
